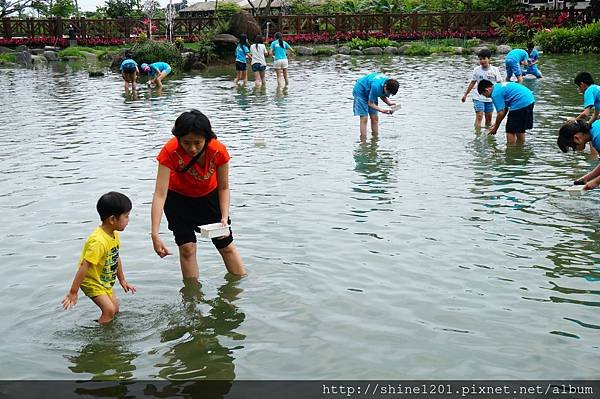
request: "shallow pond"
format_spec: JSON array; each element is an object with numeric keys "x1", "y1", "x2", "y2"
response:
[{"x1": 0, "y1": 53, "x2": 599, "y2": 382}]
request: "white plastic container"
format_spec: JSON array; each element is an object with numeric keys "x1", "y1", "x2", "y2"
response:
[
  {"x1": 199, "y1": 223, "x2": 230, "y2": 238},
  {"x1": 254, "y1": 138, "x2": 266, "y2": 146},
  {"x1": 390, "y1": 104, "x2": 401, "y2": 114},
  {"x1": 566, "y1": 185, "x2": 586, "y2": 197}
]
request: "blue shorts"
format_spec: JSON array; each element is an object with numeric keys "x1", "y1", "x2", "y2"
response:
[
  {"x1": 524, "y1": 64, "x2": 542, "y2": 78},
  {"x1": 353, "y1": 93, "x2": 377, "y2": 116},
  {"x1": 505, "y1": 59, "x2": 523, "y2": 80},
  {"x1": 252, "y1": 63, "x2": 266, "y2": 72},
  {"x1": 473, "y1": 99, "x2": 494, "y2": 113}
]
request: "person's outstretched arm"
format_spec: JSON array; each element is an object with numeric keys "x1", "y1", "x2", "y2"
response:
[
  {"x1": 151, "y1": 164, "x2": 172, "y2": 257},
  {"x1": 488, "y1": 109, "x2": 507, "y2": 135},
  {"x1": 62, "y1": 260, "x2": 91, "y2": 309},
  {"x1": 216, "y1": 163, "x2": 231, "y2": 227},
  {"x1": 117, "y1": 257, "x2": 136, "y2": 294},
  {"x1": 462, "y1": 81, "x2": 476, "y2": 102}
]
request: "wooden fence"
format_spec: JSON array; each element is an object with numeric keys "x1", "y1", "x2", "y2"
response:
[{"x1": 1, "y1": 8, "x2": 595, "y2": 40}]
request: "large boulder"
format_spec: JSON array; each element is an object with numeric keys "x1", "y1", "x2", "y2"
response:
[
  {"x1": 496, "y1": 44, "x2": 512, "y2": 54},
  {"x1": 397, "y1": 44, "x2": 410, "y2": 54},
  {"x1": 15, "y1": 51, "x2": 32, "y2": 66},
  {"x1": 44, "y1": 50, "x2": 59, "y2": 61},
  {"x1": 363, "y1": 47, "x2": 383, "y2": 55},
  {"x1": 384, "y1": 46, "x2": 398, "y2": 54},
  {"x1": 15, "y1": 45, "x2": 29, "y2": 53},
  {"x1": 79, "y1": 51, "x2": 98, "y2": 62},
  {"x1": 350, "y1": 49, "x2": 363, "y2": 56},
  {"x1": 0, "y1": 46, "x2": 14, "y2": 54},
  {"x1": 313, "y1": 45, "x2": 336, "y2": 56},
  {"x1": 31, "y1": 54, "x2": 47, "y2": 66},
  {"x1": 295, "y1": 46, "x2": 314, "y2": 56},
  {"x1": 337, "y1": 46, "x2": 351, "y2": 55},
  {"x1": 228, "y1": 11, "x2": 261, "y2": 41},
  {"x1": 212, "y1": 33, "x2": 239, "y2": 59},
  {"x1": 44, "y1": 45, "x2": 61, "y2": 51}
]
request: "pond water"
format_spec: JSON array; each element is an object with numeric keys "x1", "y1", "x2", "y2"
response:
[{"x1": 0, "y1": 53, "x2": 599, "y2": 382}]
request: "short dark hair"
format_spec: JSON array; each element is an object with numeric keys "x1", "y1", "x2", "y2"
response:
[
  {"x1": 172, "y1": 109, "x2": 217, "y2": 141},
  {"x1": 557, "y1": 120, "x2": 590, "y2": 153},
  {"x1": 526, "y1": 42, "x2": 535, "y2": 51},
  {"x1": 477, "y1": 48, "x2": 492, "y2": 59},
  {"x1": 575, "y1": 72, "x2": 594, "y2": 87},
  {"x1": 385, "y1": 79, "x2": 399, "y2": 95},
  {"x1": 477, "y1": 79, "x2": 494, "y2": 95},
  {"x1": 97, "y1": 192, "x2": 132, "y2": 221}
]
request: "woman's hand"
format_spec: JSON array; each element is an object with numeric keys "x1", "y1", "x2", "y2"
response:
[{"x1": 152, "y1": 235, "x2": 172, "y2": 258}]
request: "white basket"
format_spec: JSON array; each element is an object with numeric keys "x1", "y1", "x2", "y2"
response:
[
  {"x1": 199, "y1": 223, "x2": 231, "y2": 238},
  {"x1": 565, "y1": 185, "x2": 586, "y2": 197}
]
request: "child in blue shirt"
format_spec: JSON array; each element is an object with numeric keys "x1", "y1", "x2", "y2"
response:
[
  {"x1": 522, "y1": 42, "x2": 543, "y2": 79},
  {"x1": 141, "y1": 61, "x2": 172, "y2": 88},
  {"x1": 504, "y1": 48, "x2": 530, "y2": 84},
  {"x1": 119, "y1": 53, "x2": 139, "y2": 93},
  {"x1": 234, "y1": 34, "x2": 250, "y2": 86},
  {"x1": 352, "y1": 73, "x2": 399, "y2": 137},
  {"x1": 477, "y1": 80, "x2": 535, "y2": 144},
  {"x1": 269, "y1": 32, "x2": 294, "y2": 87},
  {"x1": 557, "y1": 120, "x2": 600, "y2": 191},
  {"x1": 572, "y1": 72, "x2": 600, "y2": 123}
]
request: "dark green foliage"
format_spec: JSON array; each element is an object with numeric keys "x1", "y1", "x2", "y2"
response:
[
  {"x1": 535, "y1": 22, "x2": 600, "y2": 53},
  {"x1": 131, "y1": 40, "x2": 183, "y2": 69}
]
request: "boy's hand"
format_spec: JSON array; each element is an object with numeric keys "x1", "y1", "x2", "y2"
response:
[
  {"x1": 62, "y1": 292, "x2": 78, "y2": 310},
  {"x1": 121, "y1": 281, "x2": 136, "y2": 294},
  {"x1": 488, "y1": 126, "x2": 498, "y2": 135},
  {"x1": 461, "y1": 94, "x2": 467, "y2": 103}
]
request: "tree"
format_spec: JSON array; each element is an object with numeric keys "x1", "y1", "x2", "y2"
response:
[
  {"x1": 48, "y1": 0, "x2": 74, "y2": 16},
  {"x1": 0, "y1": 0, "x2": 36, "y2": 17},
  {"x1": 104, "y1": 0, "x2": 142, "y2": 17}
]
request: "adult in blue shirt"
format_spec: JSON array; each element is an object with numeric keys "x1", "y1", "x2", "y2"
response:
[
  {"x1": 352, "y1": 73, "x2": 399, "y2": 137},
  {"x1": 269, "y1": 32, "x2": 294, "y2": 87},
  {"x1": 477, "y1": 80, "x2": 535, "y2": 144},
  {"x1": 141, "y1": 61, "x2": 172, "y2": 88},
  {"x1": 557, "y1": 119, "x2": 600, "y2": 191},
  {"x1": 522, "y1": 42, "x2": 543, "y2": 79},
  {"x1": 504, "y1": 48, "x2": 529, "y2": 84},
  {"x1": 119, "y1": 54, "x2": 139, "y2": 93}
]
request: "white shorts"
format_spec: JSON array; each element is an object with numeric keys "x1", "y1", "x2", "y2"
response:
[{"x1": 273, "y1": 59, "x2": 289, "y2": 70}]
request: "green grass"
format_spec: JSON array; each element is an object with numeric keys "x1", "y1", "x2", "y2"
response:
[
  {"x1": 182, "y1": 42, "x2": 202, "y2": 51},
  {"x1": 0, "y1": 53, "x2": 16, "y2": 63}
]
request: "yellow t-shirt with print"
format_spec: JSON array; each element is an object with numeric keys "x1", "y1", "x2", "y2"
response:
[{"x1": 78, "y1": 226, "x2": 120, "y2": 298}]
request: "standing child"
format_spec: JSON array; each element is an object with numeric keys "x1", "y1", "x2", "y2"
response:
[
  {"x1": 151, "y1": 110, "x2": 245, "y2": 280},
  {"x1": 557, "y1": 119, "x2": 600, "y2": 190},
  {"x1": 504, "y1": 48, "x2": 530, "y2": 84},
  {"x1": 234, "y1": 34, "x2": 250, "y2": 86},
  {"x1": 141, "y1": 62, "x2": 172, "y2": 88},
  {"x1": 269, "y1": 32, "x2": 294, "y2": 87},
  {"x1": 477, "y1": 80, "x2": 535, "y2": 144},
  {"x1": 522, "y1": 42, "x2": 543, "y2": 79},
  {"x1": 62, "y1": 192, "x2": 136, "y2": 325},
  {"x1": 461, "y1": 49, "x2": 503, "y2": 129},
  {"x1": 250, "y1": 34, "x2": 269, "y2": 88},
  {"x1": 572, "y1": 72, "x2": 600, "y2": 123},
  {"x1": 352, "y1": 73, "x2": 399, "y2": 137},
  {"x1": 120, "y1": 54, "x2": 139, "y2": 93}
]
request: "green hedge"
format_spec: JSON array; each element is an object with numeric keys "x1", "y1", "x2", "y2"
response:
[
  {"x1": 535, "y1": 22, "x2": 600, "y2": 53},
  {"x1": 131, "y1": 40, "x2": 183, "y2": 69}
]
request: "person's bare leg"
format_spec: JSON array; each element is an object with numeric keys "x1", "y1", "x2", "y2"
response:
[
  {"x1": 359, "y1": 116, "x2": 368, "y2": 137},
  {"x1": 283, "y1": 68, "x2": 289, "y2": 87},
  {"x1": 178, "y1": 242, "x2": 199, "y2": 279},
  {"x1": 475, "y1": 111, "x2": 483, "y2": 130},
  {"x1": 217, "y1": 243, "x2": 245, "y2": 276},
  {"x1": 516, "y1": 132, "x2": 526, "y2": 144},
  {"x1": 92, "y1": 294, "x2": 118, "y2": 325},
  {"x1": 370, "y1": 114, "x2": 379, "y2": 136},
  {"x1": 484, "y1": 111, "x2": 493, "y2": 127},
  {"x1": 506, "y1": 132, "x2": 518, "y2": 145}
]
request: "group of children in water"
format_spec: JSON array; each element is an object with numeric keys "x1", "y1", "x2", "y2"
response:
[{"x1": 66, "y1": 35, "x2": 598, "y2": 325}]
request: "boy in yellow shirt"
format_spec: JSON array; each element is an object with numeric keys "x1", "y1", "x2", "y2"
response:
[{"x1": 62, "y1": 192, "x2": 136, "y2": 324}]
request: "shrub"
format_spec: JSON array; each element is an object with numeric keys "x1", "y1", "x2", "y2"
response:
[
  {"x1": 346, "y1": 36, "x2": 396, "y2": 49},
  {"x1": 215, "y1": 2, "x2": 241, "y2": 20},
  {"x1": 131, "y1": 40, "x2": 183, "y2": 69},
  {"x1": 0, "y1": 53, "x2": 16, "y2": 64},
  {"x1": 492, "y1": 11, "x2": 570, "y2": 44},
  {"x1": 174, "y1": 36, "x2": 185, "y2": 50},
  {"x1": 535, "y1": 22, "x2": 600, "y2": 53}
]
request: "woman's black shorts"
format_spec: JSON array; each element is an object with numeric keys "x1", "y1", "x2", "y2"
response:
[
  {"x1": 164, "y1": 189, "x2": 233, "y2": 249},
  {"x1": 235, "y1": 61, "x2": 247, "y2": 71},
  {"x1": 506, "y1": 103, "x2": 534, "y2": 133}
]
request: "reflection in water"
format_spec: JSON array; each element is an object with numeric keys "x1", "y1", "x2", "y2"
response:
[
  {"x1": 154, "y1": 277, "x2": 245, "y2": 383},
  {"x1": 66, "y1": 324, "x2": 137, "y2": 381},
  {"x1": 353, "y1": 135, "x2": 396, "y2": 195}
]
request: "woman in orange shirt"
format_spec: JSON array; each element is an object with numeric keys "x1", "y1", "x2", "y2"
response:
[{"x1": 151, "y1": 110, "x2": 245, "y2": 279}]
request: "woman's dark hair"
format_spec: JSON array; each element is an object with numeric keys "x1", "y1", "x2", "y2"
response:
[
  {"x1": 275, "y1": 32, "x2": 283, "y2": 48},
  {"x1": 172, "y1": 110, "x2": 217, "y2": 172},
  {"x1": 238, "y1": 33, "x2": 248, "y2": 50},
  {"x1": 557, "y1": 120, "x2": 590, "y2": 153},
  {"x1": 97, "y1": 192, "x2": 132, "y2": 221},
  {"x1": 477, "y1": 79, "x2": 494, "y2": 95},
  {"x1": 385, "y1": 79, "x2": 399, "y2": 95},
  {"x1": 575, "y1": 72, "x2": 594, "y2": 87}
]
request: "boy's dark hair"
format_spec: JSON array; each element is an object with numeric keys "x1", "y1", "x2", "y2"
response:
[
  {"x1": 477, "y1": 48, "x2": 492, "y2": 59},
  {"x1": 575, "y1": 72, "x2": 594, "y2": 87},
  {"x1": 385, "y1": 79, "x2": 399, "y2": 95},
  {"x1": 172, "y1": 109, "x2": 218, "y2": 172},
  {"x1": 527, "y1": 42, "x2": 535, "y2": 51},
  {"x1": 477, "y1": 79, "x2": 494, "y2": 95},
  {"x1": 97, "y1": 192, "x2": 132, "y2": 221},
  {"x1": 557, "y1": 120, "x2": 590, "y2": 153},
  {"x1": 125, "y1": 50, "x2": 133, "y2": 58}
]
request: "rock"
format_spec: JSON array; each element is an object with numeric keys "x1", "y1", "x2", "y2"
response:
[
  {"x1": 30, "y1": 48, "x2": 46, "y2": 55},
  {"x1": 61, "y1": 55, "x2": 81, "y2": 61},
  {"x1": 471, "y1": 46, "x2": 490, "y2": 55},
  {"x1": 295, "y1": 46, "x2": 315, "y2": 56},
  {"x1": 496, "y1": 44, "x2": 512, "y2": 54},
  {"x1": 15, "y1": 51, "x2": 32, "y2": 66},
  {"x1": 212, "y1": 33, "x2": 239, "y2": 59},
  {"x1": 384, "y1": 46, "x2": 398, "y2": 54},
  {"x1": 79, "y1": 51, "x2": 98, "y2": 62},
  {"x1": 89, "y1": 70, "x2": 104, "y2": 77},
  {"x1": 191, "y1": 60, "x2": 206, "y2": 70},
  {"x1": 362, "y1": 47, "x2": 383, "y2": 55},
  {"x1": 454, "y1": 47, "x2": 464, "y2": 55},
  {"x1": 0, "y1": 46, "x2": 14, "y2": 54},
  {"x1": 44, "y1": 45, "x2": 60, "y2": 51},
  {"x1": 228, "y1": 11, "x2": 261, "y2": 41},
  {"x1": 337, "y1": 46, "x2": 351, "y2": 55},
  {"x1": 350, "y1": 49, "x2": 363, "y2": 56},
  {"x1": 31, "y1": 55, "x2": 47, "y2": 65},
  {"x1": 313, "y1": 46, "x2": 336, "y2": 56},
  {"x1": 43, "y1": 50, "x2": 58, "y2": 61},
  {"x1": 15, "y1": 45, "x2": 29, "y2": 53},
  {"x1": 397, "y1": 44, "x2": 410, "y2": 54}
]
